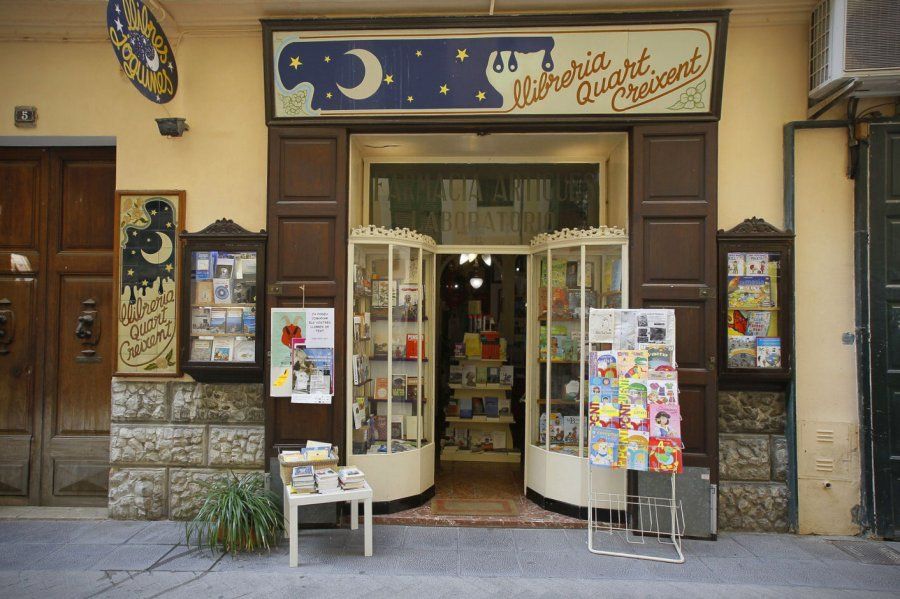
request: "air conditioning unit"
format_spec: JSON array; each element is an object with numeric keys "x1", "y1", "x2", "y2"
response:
[{"x1": 809, "y1": 0, "x2": 900, "y2": 100}]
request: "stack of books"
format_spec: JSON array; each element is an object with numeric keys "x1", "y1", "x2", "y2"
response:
[
  {"x1": 338, "y1": 467, "x2": 366, "y2": 490},
  {"x1": 291, "y1": 465, "x2": 315, "y2": 494},
  {"x1": 315, "y1": 468, "x2": 340, "y2": 493}
]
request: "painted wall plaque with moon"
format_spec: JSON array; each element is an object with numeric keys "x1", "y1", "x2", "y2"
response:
[{"x1": 114, "y1": 191, "x2": 185, "y2": 375}]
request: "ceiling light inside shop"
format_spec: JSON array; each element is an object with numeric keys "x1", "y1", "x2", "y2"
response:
[{"x1": 469, "y1": 276, "x2": 484, "y2": 289}]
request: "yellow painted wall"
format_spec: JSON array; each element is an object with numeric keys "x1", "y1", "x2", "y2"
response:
[
  {"x1": 0, "y1": 19, "x2": 865, "y2": 534},
  {"x1": 0, "y1": 35, "x2": 267, "y2": 232},
  {"x1": 718, "y1": 22, "x2": 809, "y2": 230},
  {"x1": 794, "y1": 128, "x2": 860, "y2": 535}
]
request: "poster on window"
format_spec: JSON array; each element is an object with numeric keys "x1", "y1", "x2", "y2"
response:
[
  {"x1": 114, "y1": 190, "x2": 185, "y2": 376},
  {"x1": 270, "y1": 307, "x2": 335, "y2": 401}
]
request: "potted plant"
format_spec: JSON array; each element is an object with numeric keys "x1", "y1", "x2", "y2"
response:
[{"x1": 186, "y1": 471, "x2": 284, "y2": 554}]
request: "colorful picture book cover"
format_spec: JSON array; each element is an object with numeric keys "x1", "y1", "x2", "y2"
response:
[
  {"x1": 619, "y1": 403, "x2": 648, "y2": 432},
  {"x1": 624, "y1": 432, "x2": 650, "y2": 471},
  {"x1": 589, "y1": 378, "x2": 602, "y2": 405},
  {"x1": 597, "y1": 401, "x2": 620, "y2": 428},
  {"x1": 650, "y1": 402, "x2": 681, "y2": 438},
  {"x1": 756, "y1": 337, "x2": 782, "y2": 368},
  {"x1": 745, "y1": 253, "x2": 769, "y2": 276},
  {"x1": 594, "y1": 351, "x2": 617, "y2": 379},
  {"x1": 727, "y1": 335, "x2": 757, "y2": 368},
  {"x1": 600, "y1": 376, "x2": 618, "y2": 402},
  {"x1": 589, "y1": 427, "x2": 620, "y2": 467},
  {"x1": 649, "y1": 437, "x2": 684, "y2": 473},
  {"x1": 645, "y1": 344, "x2": 673, "y2": 372},
  {"x1": 727, "y1": 252, "x2": 745, "y2": 276},
  {"x1": 728, "y1": 276, "x2": 773, "y2": 308},
  {"x1": 616, "y1": 350, "x2": 648, "y2": 379},
  {"x1": 618, "y1": 380, "x2": 647, "y2": 406},
  {"x1": 647, "y1": 378, "x2": 678, "y2": 404}
]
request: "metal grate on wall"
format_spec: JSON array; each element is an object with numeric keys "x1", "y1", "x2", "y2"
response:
[
  {"x1": 809, "y1": 0, "x2": 831, "y2": 91},
  {"x1": 845, "y1": 0, "x2": 900, "y2": 72}
]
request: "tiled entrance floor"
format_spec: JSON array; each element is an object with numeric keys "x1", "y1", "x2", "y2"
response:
[{"x1": 373, "y1": 461, "x2": 584, "y2": 528}]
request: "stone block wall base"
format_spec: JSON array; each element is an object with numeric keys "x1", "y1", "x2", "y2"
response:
[
  {"x1": 109, "y1": 379, "x2": 265, "y2": 520},
  {"x1": 718, "y1": 481, "x2": 789, "y2": 533}
]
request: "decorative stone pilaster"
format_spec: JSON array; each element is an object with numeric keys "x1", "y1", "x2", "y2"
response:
[{"x1": 171, "y1": 382, "x2": 264, "y2": 423}]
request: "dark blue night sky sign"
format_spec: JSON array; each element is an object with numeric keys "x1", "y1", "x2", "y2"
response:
[
  {"x1": 107, "y1": 0, "x2": 178, "y2": 103},
  {"x1": 274, "y1": 36, "x2": 555, "y2": 114}
]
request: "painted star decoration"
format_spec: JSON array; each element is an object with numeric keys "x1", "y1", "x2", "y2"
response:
[
  {"x1": 407, "y1": 95, "x2": 414, "y2": 103},
  {"x1": 326, "y1": 92, "x2": 333, "y2": 99},
  {"x1": 456, "y1": 48, "x2": 469, "y2": 62},
  {"x1": 439, "y1": 84, "x2": 449, "y2": 95},
  {"x1": 384, "y1": 74, "x2": 394, "y2": 85},
  {"x1": 475, "y1": 90, "x2": 486, "y2": 102},
  {"x1": 324, "y1": 55, "x2": 331, "y2": 63},
  {"x1": 289, "y1": 56, "x2": 302, "y2": 69},
  {"x1": 415, "y1": 50, "x2": 422, "y2": 57}
]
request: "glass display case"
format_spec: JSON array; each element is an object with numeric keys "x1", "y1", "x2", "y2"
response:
[
  {"x1": 179, "y1": 219, "x2": 267, "y2": 382},
  {"x1": 717, "y1": 217, "x2": 794, "y2": 386},
  {"x1": 346, "y1": 226, "x2": 436, "y2": 505},
  {"x1": 526, "y1": 227, "x2": 629, "y2": 507}
]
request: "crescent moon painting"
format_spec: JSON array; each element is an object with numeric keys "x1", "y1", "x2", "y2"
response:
[
  {"x1": 141, "y1": 231, "x2": 173, "y2": 264},
  {"x1": 115, "y1": 192, "x2": 183, "y2": 375},
  {"x1": 336, "y1": 49, "x2": 383, "y2": 100}
]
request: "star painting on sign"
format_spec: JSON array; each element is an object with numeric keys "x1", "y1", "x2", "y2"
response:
[
  {"x1": 270, "y1": 21, "x2": 719, "y2": 118},
  {"x1": 114, "y1": 191, "x2": 185, "y2": 376}
]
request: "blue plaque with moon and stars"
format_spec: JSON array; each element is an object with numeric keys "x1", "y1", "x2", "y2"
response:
[
  {"x1": 107, "y1": 0, "x2": 178, "y2": 104},
  {"x1": 269, "y1": 22, "x2": 721, "y2": 118},
  {"x1": 115, "y1": 192, "x2": 184, "y2": 375}
]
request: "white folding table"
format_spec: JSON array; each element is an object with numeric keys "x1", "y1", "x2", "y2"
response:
[{"x1": 282, "y1": 482, "x2": 373, "y2": 567}]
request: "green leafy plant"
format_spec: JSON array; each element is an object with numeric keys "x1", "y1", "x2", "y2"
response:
[{"x1": 186, "y1": 472, "x2": 284, "y2": 554}]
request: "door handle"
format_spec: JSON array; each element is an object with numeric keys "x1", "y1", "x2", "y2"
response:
[
  {"x1": 75, "y1": 298, "x2": 102, "y2": 363},
  {"x1": 0, "y1": 298, "x2": 14, "y2": 355}
]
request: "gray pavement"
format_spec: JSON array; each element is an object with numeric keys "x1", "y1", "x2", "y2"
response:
[{"x1": 1, "y1": 519, "x2": 898, "y2": 598}]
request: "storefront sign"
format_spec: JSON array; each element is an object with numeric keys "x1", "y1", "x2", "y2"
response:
[
  {"x1": 107, "y1": 0, "x2": 178, "y2": 104},
  {"x1": 267, "y1": 16, "x2": 725, "y2": 120},
  {"x1": 114, "y1": 191, "x2": 185, "y2": 375}
]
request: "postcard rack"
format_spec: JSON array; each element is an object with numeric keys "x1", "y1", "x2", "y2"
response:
[{"x1": 587, "y1": 470, "x2": 685, "y2": 564}]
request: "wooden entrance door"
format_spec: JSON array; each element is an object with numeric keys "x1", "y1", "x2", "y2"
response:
[
  {"x1": 869, "y1": 123, "x2": 900, "y2": 539},
  {"x1": 0, "y1": 146, "x2": 116, "y2": 506},
  {"x1": 265, "y1": 128, "x2": 348, "y2": 456},
  {"x1": 630, "y1": 124, "x2": 719, "y2": 484}
]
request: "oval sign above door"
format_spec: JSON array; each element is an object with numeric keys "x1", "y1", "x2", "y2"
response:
[{"x1": 106, "y1": 0, "x2": 178, "y2": 104}]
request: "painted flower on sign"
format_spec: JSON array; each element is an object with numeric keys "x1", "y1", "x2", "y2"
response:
[{"x1": 668, "y1": 80, "x2": 707, "y2": 111}]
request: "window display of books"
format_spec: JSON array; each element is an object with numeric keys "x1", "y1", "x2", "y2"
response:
[
  {"x1": 351, "y1": 240, "x2": 433, "y2": 456},
  {"x1": 188, "y1": 250, "x2": 257, "y2": 363},
  {"x1": 725, "y1": 251, "x2": 782, "y2": 369}
]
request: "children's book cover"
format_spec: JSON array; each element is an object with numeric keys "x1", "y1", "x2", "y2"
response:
[
  {"x1": 645, "y1": 344, "x2": 672, "y2": 371},
  {"x1": 746, "y1": 311, "x2": 772, "y2": 337},
  {"x1": 595, "y1": 351, "x2": 618, "y2": 379},
  {"x1": 727, "y1": 252, "x2": 745, "y2": 276},
  {"x1": 727, "y1": 335, "x2": 757, "y2": 369},
  {"x1": 756, "y1": 337, "x2": 782, "y2": 368},
  {"x1": 649, "y1": 437, "x2": 684, "y2": 473},
  {"x1": 650, "y1": 402, "x2": 681, "y2": 438},
  {"x1": 624, "y1": 432, "x2": 650, "y2": 471},
  {"x1": 563, "y1": 415, "x2": 579, "y2": 445},
  {"x1": 616, "y1": 350, "x2": 648, "y2": 379},
  {"x1": 728, "y1": 276, "x2": 773, "y2": 308},
  {"x1": 745, "y1": 253, "x2": 769, "y2": 276},
  {"x1": 619, "y1": 403, "x2": 648, "y2": 433},
  {"x1": 728, "y1": 309, "x2": 749, "y2": 335},
  {"x1": 618, "y1": 380, "x2": 647, "y2": 406},
  {"x1": 647, "y1": 379, "x2": 678, "y2": 404},
  {"x1": 600, "y1": 376, "x2": 618, "y2": 402},
  {"x1": 589, "y1": 427, "x2": 620, "y2": 467},
  {"x1": 548, "y1": 412, "x2": 564, "y2": 443},
  {"x1": 597, "y1": 401, "x2": 620, "y2": 429},
  {"x1": 589, "y1": 378, "x2": 602, "y2": 405},
  {"x1": 374, "y1": 378, "x2": 389, "y2": 400}
]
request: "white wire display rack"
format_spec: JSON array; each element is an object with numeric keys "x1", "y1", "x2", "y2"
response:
[{"x1": 587, "y1": 471, "x2": 685, "y2": 564}]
